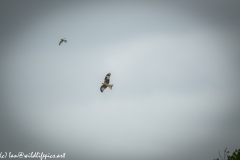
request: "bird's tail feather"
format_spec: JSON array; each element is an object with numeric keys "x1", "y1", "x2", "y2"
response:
[{"x1": 108, "y1": 84, "x2": 113, "y2": 90}]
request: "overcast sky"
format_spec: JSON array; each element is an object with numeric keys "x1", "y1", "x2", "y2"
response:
[{"x1": 0, "y1": 1, "x2": 240, "y2": 160}]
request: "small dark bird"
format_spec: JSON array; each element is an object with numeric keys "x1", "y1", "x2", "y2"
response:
[
  {"x1": 59, "y1": 38, "x2": 67, "y2": 45},
  {"x1": 100, "y1": 73, "x2": 113, "y2": 93}
]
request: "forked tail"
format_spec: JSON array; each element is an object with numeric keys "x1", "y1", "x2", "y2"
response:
[{"x1": 108, "y1": 84, "x2": 113, "y2": 90}]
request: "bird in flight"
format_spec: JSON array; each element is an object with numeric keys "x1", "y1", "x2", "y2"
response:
[
  {"x1": 100, "y1": 73, "x2": 113, "y2": 93},
  {"x1": 59, "y1": 38, "x2": 67, "y2": 45}
]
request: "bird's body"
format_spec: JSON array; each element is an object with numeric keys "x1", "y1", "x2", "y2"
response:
[
  {"x1": 100, "y1": 73, "x2": 113, "y2": 92},
  {"x1": 59, "y1": 38, "x2": 67, "y2": 45}
]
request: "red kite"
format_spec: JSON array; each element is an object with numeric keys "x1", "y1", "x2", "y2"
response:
[
  {"x1": 100, "y1": 73, "x2": 113, "y2": 92},
  {"x1": 59, "y1": 38, "x2": 67, "y2": 45}
]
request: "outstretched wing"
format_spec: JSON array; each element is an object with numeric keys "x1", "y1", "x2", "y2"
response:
[
  {"x1": 59, "y1": 40, "x2": 63, "y2": 45},
  {"x1": 104, "y1": 73, "x2": 111, "y2": 84},
  {"x1": 100, "y1": 84, "x2": 107, "y2": 92}
]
